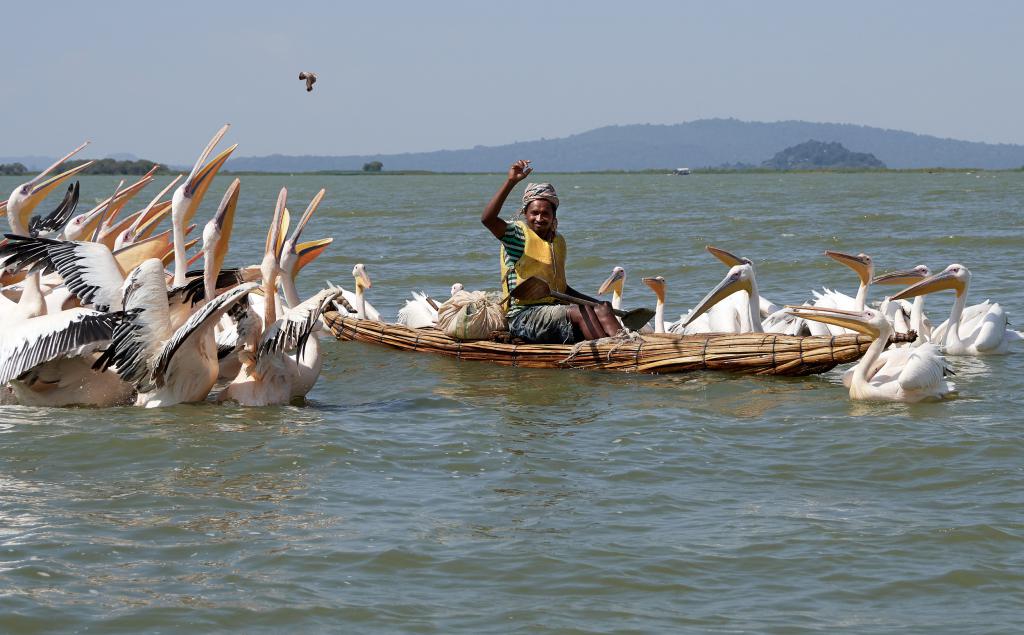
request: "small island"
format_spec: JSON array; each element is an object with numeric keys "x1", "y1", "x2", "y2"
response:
[{"x1": 762, "y1": 140, "x2": 886, "y2": 170}]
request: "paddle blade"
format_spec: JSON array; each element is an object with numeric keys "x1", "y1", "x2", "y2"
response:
[
  {"x1": 510, "y1": 276, "x2": 552, "y2": 302},
  {"x1": 621, "y1": 308, "x2": 656, "y2": 331}
]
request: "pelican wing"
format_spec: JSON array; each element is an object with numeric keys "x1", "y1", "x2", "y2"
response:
[
  {"x1": 0, "y1": 309, "x2": 119, "y2": 385},
  {"x1": 0, "y1": 234, "x2": 124, "y2": 311},
  {"x1": 897, "y1": 343, "x2": 948, "y2": 391},
  {"x1": 28, "y1": 182, "x2": 80, "y2": 238},
  {"x1": 255, "y1": 289, "x2": 341, "y2": 374},
  {"x1": 397, "y1": 291, "x2": 438, "y2": 328},
  {"x1": 152, "y1": 283, "x2": 258, "y2": 387}
]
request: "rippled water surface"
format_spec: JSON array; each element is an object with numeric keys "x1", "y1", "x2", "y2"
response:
[{"x1": 1, "y1": 172, "x2": 1023, "y2": 633}]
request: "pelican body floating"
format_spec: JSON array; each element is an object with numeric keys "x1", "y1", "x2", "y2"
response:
[{"x1": 325, "y1": 312, "x2": 892, "y2": 376}]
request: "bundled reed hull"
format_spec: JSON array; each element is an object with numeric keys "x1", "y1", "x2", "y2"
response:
[{"x1": 324, "y1": 312, "x2": 873, "y2": 376}]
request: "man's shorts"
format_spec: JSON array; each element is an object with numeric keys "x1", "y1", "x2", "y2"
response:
[{"x1": 508, "y1": 304, "x2": 578, "y2": 344}]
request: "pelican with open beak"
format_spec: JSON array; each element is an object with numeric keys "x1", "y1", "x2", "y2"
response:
[
  {"x1": 6, "y1": 142, "x2": 93, "y2": 235},
  {"x1": 170, "y1": 124, "x2": 236, "y2": 285},
  {"x1": 786, "y1": 304, "x2": 953, "y2": 402},
  {"x1": 890, "y1": 264, "x2": 1022, "y2": 355}
]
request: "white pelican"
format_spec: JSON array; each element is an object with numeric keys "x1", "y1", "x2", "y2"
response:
[
  {"x1": 641, "y1": 276, "x2": 666, "y2": 333},
  {"x1": 809, "y1": 251, "x2": 874, "y2": 336},
  {"x1": 170, "y1": 124, "x2": 236, "y2": 286},
  {"x1": 94, "y1": 258, "x2": 257, "y2": 407},
  {"x1": 891, "y1": 264, "x2": 1023, "y2": 355},
  {"x1": 788, "y1": 305, "x2": 954, "y2": 402},
  {"x1": 276, "y1": 189, "x2": 335, "y2": 397},
  {"x1": 0, "y1": 308, "x2": 133, "y2": 407},
  {"x1": 3, "y1": 143, "x2": 94, "y2": 323},
  {"x1": 397, "y1": 291, "x2": 439, "y2": 328},
  {"x1": 328, "y1": 265, "x2": 380, "y2": 321},
  {"x1": 219, "y1": 189, "x2": 340, "y2": 405},
  {"x1": 872, "y1": 265, "x2": 932, "y2": 344},
  {"x1": 678, "y1": 263, "x2": 762, "y2": 334},
  {"x1": 597, "y1": 266, "x2": 626, "y2": 310},
  {"x1": 704, "y1": 245, "x2": 809, "y2": 335}
]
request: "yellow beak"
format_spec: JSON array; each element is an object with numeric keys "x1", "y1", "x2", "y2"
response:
[
  {"x1": 641, "y1": 276, "x2": 666, "y2": 304},
  {"x1": 294, "y1": 238, "x2": 333, "y2": 278},
  {"x1": 785, "y1": 305, "x2": 879, "y2": 338},
  {"x1": 685, "y1": 269, "x2": 751, "y2": 326},
  {"x1": 706, "y1": 245, "x2": 747, "y2": 267},
  {"x1": 14, "y1": 141, "x2": 94, "y2": 227},
  {"x1": 871, "y1": 268, "x2": 928, "y2": 286},
  {"x1": 210, "y1": 179, "x2": 241, "y2": 276},
  {"x1": 597, "y1": 268, "x2": 625, "y2": 295},
  {"x1": 825, "y1": 250, "x2": 872, "y2": 285},
  {"x1": 355, "y1": 266, "x2": 372, "y2": 290},
  {"x1": 890, "y1": 269, "x2": 965, "y2": 301}
]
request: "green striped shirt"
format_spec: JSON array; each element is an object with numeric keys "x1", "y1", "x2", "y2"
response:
[{"x1": 499, "y1": 222, "x2": 528, "y2": 316}]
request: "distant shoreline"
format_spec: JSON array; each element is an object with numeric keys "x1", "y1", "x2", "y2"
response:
[{"x1": 215, "y1": 167, "x2": 1024, "y2": 176}]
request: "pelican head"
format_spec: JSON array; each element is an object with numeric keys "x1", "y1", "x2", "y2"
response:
[
  {"x1": 597, "y1": 266, "x2": 626, "y2": 296},
  {"x1": 7, "y1": 142, "x2": 93, "y2": 233},
  {"x1": 279, "y1": 189, "x2": 332, "y2": 280},
  {"x1": 684, "y1": 263, "x2": 754, "y2": 327},
  {"x1": 891, "y1": 264, "x2": 970, "y2": 301},
  {"x1": 353, "y1": 263, "x2": 372, "y2": 291},
  {"x1": 706, "y1": 245, "x2": 752, "y2": 268},
  {"x1": 872, "y1": 264, "x2": 930, "y2": 286},
  {"x1": 171, "y1": 125, "x2": 236, "y2": 227},
  {"x1": 786, "y1": 305, "x2": 887, "y2": 339},
  {"x1": 641, "y1": 275, "x2": 666, "y2": 304},
  {"x1": 450, "y1": 282, "x2": 464, "y2": 296},
  {"x1": 825, "y1": 250, "x2": 873, "y2": 286}
]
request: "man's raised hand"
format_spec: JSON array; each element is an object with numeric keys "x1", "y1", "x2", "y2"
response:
[{"x1": 508, "y1": 160, "x2": 533, "y2": 183}]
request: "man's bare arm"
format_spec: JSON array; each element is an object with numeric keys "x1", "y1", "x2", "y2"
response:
[{"x1": 481, "y1": 159, "x2": 532, "y2": 239}]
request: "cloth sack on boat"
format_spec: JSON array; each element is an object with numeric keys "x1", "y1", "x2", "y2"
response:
[{"x1": 437, "y1": 290, "x2": 508, "y2": 341}]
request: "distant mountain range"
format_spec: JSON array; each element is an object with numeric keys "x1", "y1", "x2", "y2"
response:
[
  {"x1": 6, "y1": 120, "x2": 1024, "y2": 174},
  {"x1": 223, "y1": 119, "x2": 1024, "y2": 172}
]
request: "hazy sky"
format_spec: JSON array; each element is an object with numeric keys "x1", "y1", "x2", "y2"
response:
[{"x1": 2, "y1": 0, "x2": 1021, "y2": 164}]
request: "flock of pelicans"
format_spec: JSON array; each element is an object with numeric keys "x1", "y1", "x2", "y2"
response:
[
  {"x1": 0, "y1": 126, "x2": 1020, "y2": 408},
  {"x1": 578, "y1": 247, "x2": 1022, "y2": 402},
  {"x1": 0, "y1": 126, "x2": 369, "y2": 408}
]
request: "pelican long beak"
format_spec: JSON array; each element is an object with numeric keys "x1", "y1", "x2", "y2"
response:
[
  {"x1": 134, "y1": 202, "x2": 172, "y2": 240},
  {"x1": 100, "y1": 173, "x2": 156, "y2": 229},
  {"x1": 210, "y1": 179, "x2": 240, "y2": 276},
  {"x1": 641, "y1": 276, "x2": 666, "y2": 304},
  {"x1": 706, "y1": 245, "x2": 748, "y2": 267},
  {"x1": 684, "y1": 269, "x2": 751, "y2": 326},
  {"x1": 177, "y1": 125, "x2": 234, "y2": 225},
  {"x1": 354, "y1": 265, "x2": 372, "y2": 290},
  {"x1": 113, "y1": 233, "x2": 173, "y2": 276},
  {"x1": 871, "y1": 268, "x2": 928, "y2": 286},
  {"x1": 825, "y1": 250, "x2": 872, "y2": 285},
  {"x1": 265, "y1": 188, "x2": 287, "y2": 260},
  {"x1": 890, "y1": 269, "x2": 965, "y2": 301},
  {"x1": 294, "y1": 238, "x2": 333, "y2": 278},
  {"x1": 785, "y1": 305, "x2": 879, "y2": 338},
  {"x1": 13, "y1": 142, "x2": 94, "y2": 226},
  {"x1": 597, "y1": 268, "x2": 625, "y2": 295}
]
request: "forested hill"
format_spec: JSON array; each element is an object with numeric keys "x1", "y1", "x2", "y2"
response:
[{"x1": 224, "y1": 119, "x2": 1024, "y2": 172}]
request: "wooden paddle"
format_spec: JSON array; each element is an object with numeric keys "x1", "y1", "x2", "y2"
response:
[{"x1": 511, "y1": 276, "x2": 655, "y2": 331}]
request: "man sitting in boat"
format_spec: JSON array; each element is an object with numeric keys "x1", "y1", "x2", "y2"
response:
[{"x1": 481, "y1": 160, "x2": 621, "y2": 343}]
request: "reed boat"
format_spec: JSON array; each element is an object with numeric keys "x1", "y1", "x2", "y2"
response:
[{"x1": 324, "y1": 312, "x2": 895, "y2": 376}]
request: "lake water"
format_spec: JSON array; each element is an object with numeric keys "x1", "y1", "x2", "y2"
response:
[{"x1": 1, "y1": 172, "x2": 1022, "y2": 633}]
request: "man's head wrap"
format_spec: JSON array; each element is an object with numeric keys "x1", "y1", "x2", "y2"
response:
[{"x1": 521, "y1": 182, "x2": 559, "y2": 213}]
